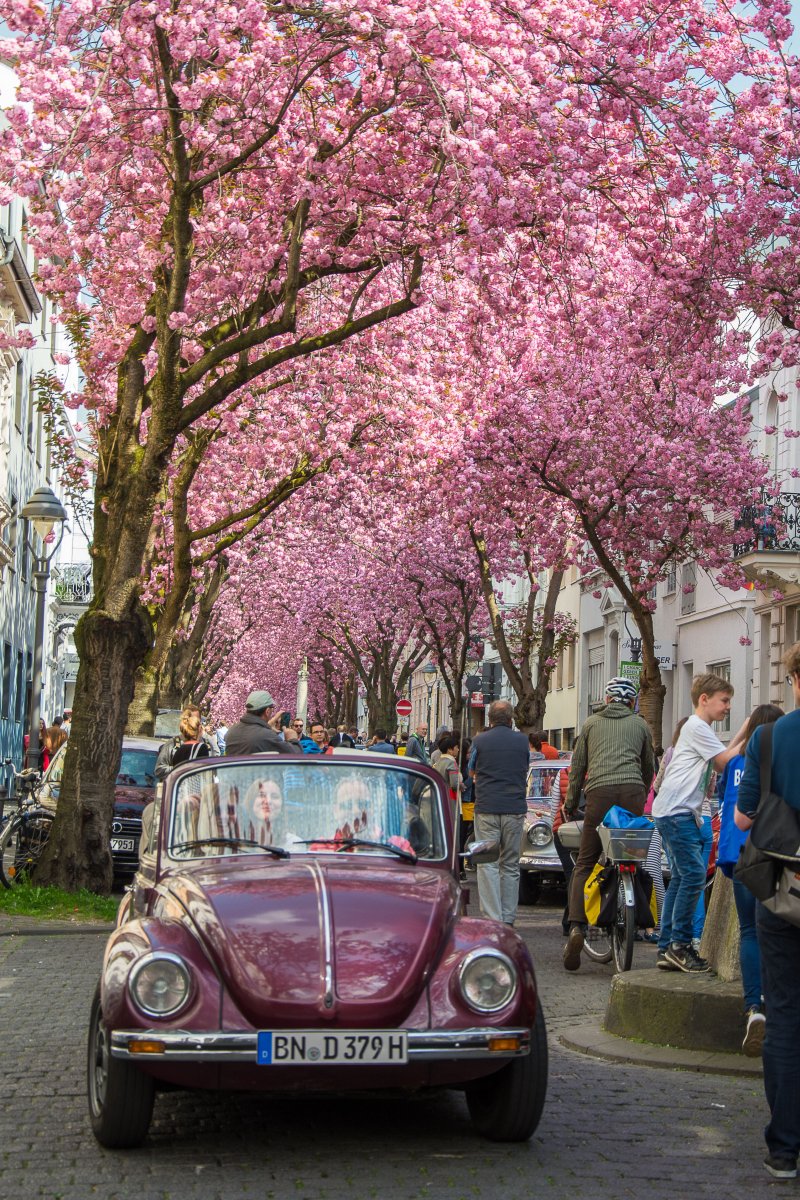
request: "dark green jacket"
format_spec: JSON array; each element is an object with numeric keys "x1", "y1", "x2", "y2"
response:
[{"x1": 565, "y1": 703, "x2": 655, "y2": 809}]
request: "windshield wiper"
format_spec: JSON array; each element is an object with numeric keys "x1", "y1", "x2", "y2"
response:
[
  {"x1": 171, "y1": 837, "x2": 290, "y2": 858},
  {"x1": 298, "y1": 837, "x2": 417, "y2": 863}
]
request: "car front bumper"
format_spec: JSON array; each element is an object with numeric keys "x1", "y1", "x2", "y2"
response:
[
  {"x1": 519, "y1": 853, "x2": 562, "y2": 872},
  {"x1": 110, "y1": 1026, "x2": 531, "y2": 1062}
]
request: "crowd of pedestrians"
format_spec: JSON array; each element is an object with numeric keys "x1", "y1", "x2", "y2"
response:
[{"x1": 150, "y1": 649, "x2": 800, "y2": 1181}]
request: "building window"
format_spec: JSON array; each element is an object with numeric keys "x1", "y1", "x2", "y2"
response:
[
  {"x1": 27, "y1": 378, "x2": 35, "y2": 449},
  {"x1": 680, "y1": 563, "x2": 696, "y2": 615},
  {"x1": 556, "y1": 651, "x2": 564, "y2": 690},
  {"x1": 588, "y1": 646, "x2": 605, "y2": 713},
  {"x1": 707, "y1": 659, "x2": 732, "y2": 735},
  {"x1": 14, "y1": 362, "x2": 24, "y2": 430},
  {"x1": 2, "y1": 644, "x2": 11, "y2": 720},
  {"x1": 14, "y1": 652, "x2": 24, "y2": 723},
  {"x1": 665, "y1": 562, "x2": 677, "y2": 595},
  {"x1": 563, "y1": 726, "x2": 575, "y2": 750},
  {"x1": 567, "y1": 641, "x2": 576, "y2": 688},
  {"x1": 549, "y1": 729, "x2": 562, "y2": 750},
  {"x1": 19, "y1": 518, "x2": 29, "y2": 582}
]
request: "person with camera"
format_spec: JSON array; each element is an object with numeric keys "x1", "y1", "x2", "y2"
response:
[{"x1": 224, "y1": 690, "x2": 301, "y2": 756}]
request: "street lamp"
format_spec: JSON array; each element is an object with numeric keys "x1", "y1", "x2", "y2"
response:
[
  {"x1": 422, "y1": 662, "x2": 437, "y2": 748},
  {"x1": 20, "y1": 486, "x2": 67, "y2": 769}
]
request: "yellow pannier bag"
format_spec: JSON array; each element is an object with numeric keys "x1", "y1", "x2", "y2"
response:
[{"x1": 584, "y1": 862, "x2": 605, "y2": 927}]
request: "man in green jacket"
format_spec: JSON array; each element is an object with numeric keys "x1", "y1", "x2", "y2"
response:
[{"x1": 562, "y1": 677, "x2": 655, "y2": 970}]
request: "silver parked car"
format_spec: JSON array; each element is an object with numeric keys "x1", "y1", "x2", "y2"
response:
[{"x1": 519, "y1": 758, "x2": 571, "y2": 905}]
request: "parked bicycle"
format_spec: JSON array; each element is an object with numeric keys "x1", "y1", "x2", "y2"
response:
[
  {"x1": 0, "y1": 759, "x2": 51, "y2": 888},
  {"x1": 558, "y1": 819, "x2": 656, "y2": 973}
]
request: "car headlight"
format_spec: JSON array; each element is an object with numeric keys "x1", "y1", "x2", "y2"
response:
[
  {"x1": 458, "y1": 950, "x2": 517, "y2": 1013},
  {"x1": 129, "y1": 952, "x2": 192, "y2": 1017},
  {"x1": 527, "y1": 821, "x2": 552, "y2": 848}
]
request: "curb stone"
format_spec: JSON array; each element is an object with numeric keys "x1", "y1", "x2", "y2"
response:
[{"x1": 559, "y1": 1020, "x2": 763, "y2": 1077}]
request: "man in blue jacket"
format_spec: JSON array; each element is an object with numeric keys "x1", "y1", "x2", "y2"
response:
[{"x1": 736, "y1": 643, "x2": 800, "y2": 1181}]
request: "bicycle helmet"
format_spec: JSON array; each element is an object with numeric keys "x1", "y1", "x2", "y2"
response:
[{"x1": 605, "y1": 676, "x2": 639, "y2": 703}]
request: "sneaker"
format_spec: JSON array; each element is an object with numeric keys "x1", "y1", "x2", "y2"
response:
[
  {"x1": 764, "y1": 1155, "x2": 797, "y2": 1179},
  {"x1": 656, "y1": 950, "x2": 679, "y2": 970},
  {"x1": 742, "y1": 1008, "x2": 766, "y2": 1058},
  {"x1": 664, "y1": 943, "x2": 710, "y2": 973},
  {"x1": 563, "y1": 925, "x2": 584, "y2": 971},
  {"x1": 692, "y1": 938, "x2": 703, "y2": 953}
]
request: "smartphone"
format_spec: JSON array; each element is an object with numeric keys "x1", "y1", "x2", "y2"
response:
[{"x1": 279, "y1": 711, "x2": 292, "y2": 728}]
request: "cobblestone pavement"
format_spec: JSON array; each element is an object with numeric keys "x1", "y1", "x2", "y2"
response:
[{"x1": 0, "y1": 893, "x2": 778, "y2": 1200}]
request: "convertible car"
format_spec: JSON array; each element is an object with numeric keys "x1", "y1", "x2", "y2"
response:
[{"x1": 88, "y1": 753, "x2": 547, "y2": 1147}]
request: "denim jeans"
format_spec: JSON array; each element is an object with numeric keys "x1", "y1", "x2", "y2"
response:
[
  {"x1": 757, "y1": 903, "x2": 800, "y2": 1160},
  {"x1": 655, "y1": 813, "x2": 706, "y2": 950},
  {"x1": 692, "y1": 815, "x2": 714, "y2": 940},
  {"x1": 733, "y1": 876, "x2": 762, "y2": 1011},
  {"x1": 474, "y1": 812, "x2": 525, "y2": 924}
]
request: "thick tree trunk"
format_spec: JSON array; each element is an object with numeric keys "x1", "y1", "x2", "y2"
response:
[
  {"x1": 34, "y1": 606, "x2": 152, "y2": 891},
  {"x1": 127, "y1": 669, "x2": 160, "y2": 735}
]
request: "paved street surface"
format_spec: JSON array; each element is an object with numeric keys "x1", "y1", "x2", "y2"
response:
[{"x1": 0, "y1": 894, "x2": 776, "y2": 1200}]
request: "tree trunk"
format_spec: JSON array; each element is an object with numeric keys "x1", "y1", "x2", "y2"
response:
[
  {"x1": 633, "y1": 606, "x2": 667, "y2": 751},
  {"x1": 127, "y1": 669, "x2": 160, "y2": 735},
  {"x1": 34, "y1": 606, "x2": 152, "y2": 890}
]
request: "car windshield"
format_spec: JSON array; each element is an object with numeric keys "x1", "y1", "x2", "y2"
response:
[
  {"x1": 526, "y1": 765, "x2": 567, "y2": 812},
  {"x1": 167, "y1": 760, "x2": 446, "y2": 861},
  {"x1": 117, "y1": 749, "x2": 158, "y2": 788}
]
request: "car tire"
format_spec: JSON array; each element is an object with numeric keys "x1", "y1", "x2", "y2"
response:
[
  {"x1": 517, "y1": 873, "x2": 541, "y2": 906},
  {"x1": 87, "y1": 985, "x2": 155, "y2": 1148},
  {"x1": 465, "y1": 1002, "x2": 548, "y2": 1141}
]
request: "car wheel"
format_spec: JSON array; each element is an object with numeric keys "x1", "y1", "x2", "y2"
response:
[
  {"x1": 465, "y1": 1002, "x2": 548, "y2": 1141},
  {"x1": 518, "y1": 873, "x2": 541, "y2": 906},
  {"x1": 87, "y1": 985, "x2": 155, "y2": 1148}
]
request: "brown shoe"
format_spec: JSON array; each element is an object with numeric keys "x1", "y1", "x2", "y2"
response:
[{"x1": 563, "y1": 925, "x2": 584, "y2": 971}]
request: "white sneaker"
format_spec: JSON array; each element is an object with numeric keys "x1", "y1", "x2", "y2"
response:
[{"x1": 742, "y1": 1008, "x2": 766, "y2": 1058}]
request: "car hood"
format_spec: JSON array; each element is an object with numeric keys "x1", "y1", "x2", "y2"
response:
[
  {"x1": 164, "y1": 859, "x2": 456, "y2": 1027},
  {"x1": 113, "y1": 785, "x2": 153, "y2": 818}
]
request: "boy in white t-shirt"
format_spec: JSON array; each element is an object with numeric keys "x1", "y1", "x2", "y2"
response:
[{"x1": 653, "y1": 673, "x2": 748, "y2": 973}]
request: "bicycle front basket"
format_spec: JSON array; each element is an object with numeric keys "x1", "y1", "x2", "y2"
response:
[{"x1": 598, "y1": 825, "x2": 654, "y2": 862}]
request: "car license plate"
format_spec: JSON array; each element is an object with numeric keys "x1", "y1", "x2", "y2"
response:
[
  {"x1": 257, "y1": 1030, "x2": 407, "y2": 1065},
  {"x1": 110, "y1": 838, "x2": 135, "y2": 852}
]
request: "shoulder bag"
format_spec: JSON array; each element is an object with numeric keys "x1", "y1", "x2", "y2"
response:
[{"x1": 734, "y1": 724, "x2": 800, "y2": 924}]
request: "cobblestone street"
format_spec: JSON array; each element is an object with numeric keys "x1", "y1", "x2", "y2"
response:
[{"x1": 0, "y1": 895, "x2": 778, "y2": 1200}]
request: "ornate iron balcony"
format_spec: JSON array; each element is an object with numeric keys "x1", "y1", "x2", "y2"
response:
[
  {"x1": 733, "y1": 489, "x2": 800, "y2": 557},
  {"x1": 51, "y1": 562, "x2": 92, "y2": 604}
]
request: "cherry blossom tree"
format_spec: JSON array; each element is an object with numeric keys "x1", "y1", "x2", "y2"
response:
[{"x1": 0, "y1": 0, "x2": 793, "y2": 891}]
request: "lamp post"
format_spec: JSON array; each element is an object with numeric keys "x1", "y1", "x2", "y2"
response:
[
  {"x1": 20, "y1": 486, "x2": 67, "y2": 769},
  {"x1": 296, "y1": 656, "x2": 309, "y2": 726},
  {"x1": 422, "y1": 662, "x2": 437, "y2": 749}
]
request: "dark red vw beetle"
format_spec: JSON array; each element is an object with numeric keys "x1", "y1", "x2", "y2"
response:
[{"x1": 88, "y1": 753, "x2": 547, "y2": 1146}]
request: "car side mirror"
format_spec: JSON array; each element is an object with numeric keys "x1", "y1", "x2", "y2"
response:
[{"x1": 462, "y1": 839, "x2": 500, "y2": 865}]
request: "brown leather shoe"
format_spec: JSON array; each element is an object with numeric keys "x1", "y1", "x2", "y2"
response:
[{"x1": 563, "y1": 925, "x2": 584, "y2": 971}]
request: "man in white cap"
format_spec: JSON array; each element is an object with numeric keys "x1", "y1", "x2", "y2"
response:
[{"x1": 224, "y1": 690, "x2": 300, "y2": 756}]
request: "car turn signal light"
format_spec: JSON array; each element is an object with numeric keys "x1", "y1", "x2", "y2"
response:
[
  {"x1": 488, "y1": 1036, "x2": 520, "y2": 1053},
  {"x1": 128, "y1": 1040, "x2": 166, "y2": 1055}
]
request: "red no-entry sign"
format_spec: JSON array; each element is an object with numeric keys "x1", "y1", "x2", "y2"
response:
[{"x1": 395, "y1": 698, "x2": 413, "y2": 717}]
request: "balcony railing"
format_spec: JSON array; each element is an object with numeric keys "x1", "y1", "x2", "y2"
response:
[
  {"x1": 51, "y1": 562, "x2": 92, "y2": 604},
  {"x1": 733, "y1": 489, "x2": 800, "y2": 558}
]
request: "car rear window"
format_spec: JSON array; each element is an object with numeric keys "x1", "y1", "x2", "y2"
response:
[{"x1": 117, "y1": 749, "x2": 158, "y2": 788}]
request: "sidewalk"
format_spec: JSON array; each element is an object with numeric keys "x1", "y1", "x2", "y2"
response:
[
  {"x1": 0, "y1": 912, "x2": 113, "y2": 937},
  {"x1": 559, "y1": 1021, "x2": 763, "y2": 1078}
]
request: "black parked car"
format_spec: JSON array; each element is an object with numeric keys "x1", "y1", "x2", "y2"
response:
[{"x1": 39, "y1": 736, "x2": 160, "y2": 879}]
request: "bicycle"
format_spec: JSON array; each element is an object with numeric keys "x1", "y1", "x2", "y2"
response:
[
  {"x1": 558, "y1": 819, "x2": 656, "y2": 972},
  {"x1": 0, "y1": 759, "x2": 52, "y2": 888}
]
